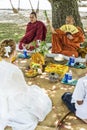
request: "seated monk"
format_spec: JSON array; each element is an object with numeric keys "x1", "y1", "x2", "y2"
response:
[
  {"x1": 19, "y1": 12, "x2": 47, "y2": 50},
  {"x1": 48, "y1": 15, "x2": 85, "y2": 57}
]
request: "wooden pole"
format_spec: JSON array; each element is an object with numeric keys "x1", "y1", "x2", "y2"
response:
[
  {"x1": 9, "y1": 0, "x2": 18, "y2": 13},
  {"x1": 28, "y1": 0, "x2": 35, "y2": 12}
]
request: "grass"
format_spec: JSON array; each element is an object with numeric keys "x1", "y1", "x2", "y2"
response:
[
  {"x1": 0, "y1": 23, "x2": 52, "y2": 43},
  {"x1": 0, "y1": 23, "x2": 25, "y2": 43},
  {"x1": 0, "y1": 22, "x2": 87, "y2": 46}
]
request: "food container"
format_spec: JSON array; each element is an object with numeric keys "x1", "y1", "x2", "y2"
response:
[
  {"x1": 54, "y1": 54, "x2": 64, "y2": 62},
  {"x1": 49, "y1": 72, "x2": 59, "y2": 82}
]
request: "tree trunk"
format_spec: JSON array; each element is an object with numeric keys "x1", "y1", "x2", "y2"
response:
[{"x1": 50, "y1": 0, "x2": 83, "y2": 29}]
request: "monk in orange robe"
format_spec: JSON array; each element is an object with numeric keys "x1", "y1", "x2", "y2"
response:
[
  {"x1": 19, "y1": 12, "x2": 47, "y2": 50},
  {"x1": 48, "y1": 16, "x2": 85, "y2": 57}
]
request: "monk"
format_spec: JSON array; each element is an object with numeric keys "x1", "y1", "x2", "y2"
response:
[
  {"x1": 48, "y1": 15, "x2": 85, "y2": 57},
  {"x1": 19, "y1": 12, "x2": 47, "y2": 50}
]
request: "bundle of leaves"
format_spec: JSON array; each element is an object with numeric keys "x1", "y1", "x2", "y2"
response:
[{"x1": 30, "y1": 41, "x2": 48, "y2": 56}]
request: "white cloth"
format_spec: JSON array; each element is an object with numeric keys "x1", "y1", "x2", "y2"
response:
[
  {"x1": 0, "y1": 60, "x2": 52, "y2": 130},
  {"x1": 72, "y1": 75, "x2": 87, "y2": 119}
]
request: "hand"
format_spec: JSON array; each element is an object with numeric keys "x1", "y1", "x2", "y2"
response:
[
  {"x1": 22, "y1": 43, "x2": 26, "y2": 49},
  {"x1": 77, "y1": 100, "x2": 83, "y2": 105},
  {"x1": 67, "y1": 34, "x2": 73, "y2": 40},
  {"x1": 25, "y1": 44, "x2": 31, "y2": 50}
]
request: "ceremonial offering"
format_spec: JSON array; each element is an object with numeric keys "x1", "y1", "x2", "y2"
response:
[
  {"x1": 25, "y1": 69, "x2": 38, "y2": 78},
  {"x1": 49, "y1": 72, "x2": 59, "y2": 82},
  {"x1": 45, "y1": 63, "x2": 68, "y2": 77},
  {"x1": 31, "y1": 52, "x2": 45, "y2": 65},
  {"x1": 30, "y1": 62, "x2": 41, "y2": 69}
]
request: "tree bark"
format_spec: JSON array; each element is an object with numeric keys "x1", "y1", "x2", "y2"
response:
[{"x1": 50, "y1": 0, "x2": 83, "y2": 29}]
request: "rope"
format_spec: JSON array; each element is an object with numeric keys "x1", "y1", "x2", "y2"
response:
[
  {"x1": 9, "y1": 0, "x2": 18, "y2": 13},
  {"x1": 28, "y1": 0, "x2": 35, "y2": 12},
  {"x1": 28, "y1": 0, "x2": 39, "y2": 14}
]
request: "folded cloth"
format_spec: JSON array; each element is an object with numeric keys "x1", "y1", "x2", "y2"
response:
[
  {"x1": 66, "y1": 62, "x2": 86, "y2": 69},
  {"x1": 61, "y1": 78, "x2": 77, "y2": 86},
  {"x1": 18, "y1": 54, "x2": 31, "y2": 59}
]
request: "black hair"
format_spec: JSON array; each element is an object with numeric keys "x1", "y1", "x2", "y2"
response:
[
  {"x1": 66, "y1": 32, "x2": 72, "y2": 35},
  {"x1": 30, "y1": 12, "x2": 37, "y2": 18}
]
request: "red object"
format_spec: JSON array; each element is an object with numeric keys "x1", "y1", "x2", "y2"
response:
[
  {"x1": 29, "y1": 46, "x2": 35, "y2": 51},
  {"x1": 19, "y1": 21, "x2": 47, "y2": 50},
  {"x1": 36, "y1": 44, "x2": 39, "y2": 48}
]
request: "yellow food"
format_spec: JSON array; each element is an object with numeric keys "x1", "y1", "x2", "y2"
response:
[
  {"x1": 31, "y1": 52, "x2": 45, "y2": 65},
  {"x1": 45, "y1": 63, "x2": 68, "y2": 77},
  {"x1": 25, "y1": 69, "x2": 37, "y2": 77}
]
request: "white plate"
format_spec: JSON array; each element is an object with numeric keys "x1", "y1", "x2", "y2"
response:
[
  {"x1": 54, "y1": 54, "x2": 64, "y2": 61},
  {"x1": 46, "y1": 53, "x2": 57, "y2": 58}
]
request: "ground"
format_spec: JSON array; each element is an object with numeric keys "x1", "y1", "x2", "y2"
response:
[
  {"x1": 1, "y1": 9, "x2": 87, "y2": 130},
  {"x1": 5, "y1": 57, "x2": 87, "y2": 130}
]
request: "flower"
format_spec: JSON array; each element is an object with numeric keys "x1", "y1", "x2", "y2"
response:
[{"x1": 4, "y1": 46, "x2": 11, "y2": 57}]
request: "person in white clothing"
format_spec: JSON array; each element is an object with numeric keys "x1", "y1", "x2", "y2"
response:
[
  {"x1": 0, "y1": 39, "x2": 52, "y2": 130},
  {"x1": 62, "y1": 74, "x2": 87, "y2": 124},
  {"x1": 72, "y1": 75, "x2": 87, "y2": 123}
]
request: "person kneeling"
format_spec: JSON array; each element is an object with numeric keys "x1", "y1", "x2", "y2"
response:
[
  {"x1": 62, "y1": 74, "x2": 87, "y2": 123},
  {"x1": 19, "y1": 12, "x2": 47, "y2": 50}
]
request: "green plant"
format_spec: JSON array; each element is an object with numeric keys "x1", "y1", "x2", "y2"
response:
[
  {"x1": 39, "y1": 41, "x2": 48, "y2": 55},
  {"x1": 31, "y1": 41, "x2": 48, "y2": 55}
]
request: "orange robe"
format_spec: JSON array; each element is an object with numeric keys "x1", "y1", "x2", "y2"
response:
[{"x1": 52, "y1": 27, "x2": 85, "y2": 57}]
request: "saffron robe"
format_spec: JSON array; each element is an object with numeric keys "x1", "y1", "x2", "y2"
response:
[
  {"x1": 19, "y1": 21, "x2": 47, "y2": 49},
  {"x1": 52, "y1": 26, "x2": 85, "y2": 57}
]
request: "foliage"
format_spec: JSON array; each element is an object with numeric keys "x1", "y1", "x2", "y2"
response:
[
  {"x1": 0, "y1": 23, "x2": 51, "y2": 44},
  {"x1": 38, "y1": 41, "x2": 49, "y2": 55},
  {"x1": 31, "y1": 41, "x2": 49, "y2": 56},
  {"x1": 43, "y1": 10, "x2": 48, "y2": 19},
  {"x1": 0, "y1": 23, "x2": 25, "y2": 43}
]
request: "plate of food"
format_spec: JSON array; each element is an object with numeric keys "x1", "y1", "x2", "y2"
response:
[{"x1": 24, "y1": 69, "x2": 38, "y2": 78}]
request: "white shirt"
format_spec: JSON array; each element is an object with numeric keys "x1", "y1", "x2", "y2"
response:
[
  {"x1": 72, "y1": 75, "x2": 87, "y2": 119},
  {"x1": 0, "y1": 60, "x2": 52, "y2": 130}
]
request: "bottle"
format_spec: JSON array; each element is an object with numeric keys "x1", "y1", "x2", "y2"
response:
[
  {"x1": 68, "y1": 70, "x2": 72, "y2": 83},
  {"x1": 64, "y1": 73, "x2": 69, "y2": 83},
  {"x1": 23, "y1": 47, "x2": 28, "y2": 58},
  {"x1": 69, "y1": 54, "x2": 75, "y2": 66}
]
